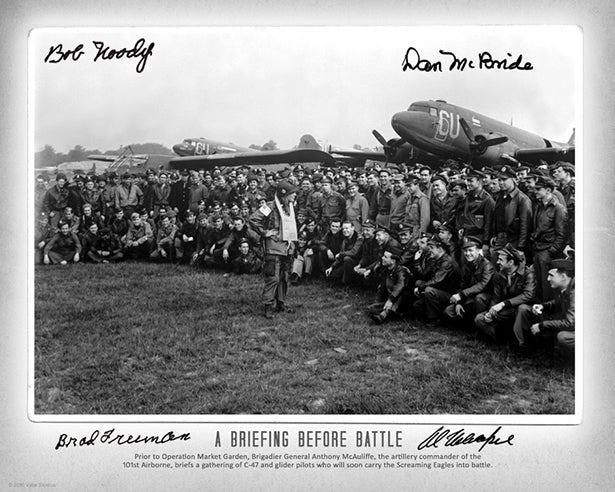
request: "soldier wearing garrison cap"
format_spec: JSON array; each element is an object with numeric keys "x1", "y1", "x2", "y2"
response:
[
  {"x1": 474, "y1": 243, "x2": 536, "y2": 343},
  {"x1": 512, "y1": 258, "x2": 575, "y2": 357}
]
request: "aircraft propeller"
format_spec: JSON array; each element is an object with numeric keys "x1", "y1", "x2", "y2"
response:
[
  {"x1": 372, "y1": 129, "x2": 405, "y2": 163},
  {"x1": 459, "y1": 118, "x2": 508, "y2": 157}
]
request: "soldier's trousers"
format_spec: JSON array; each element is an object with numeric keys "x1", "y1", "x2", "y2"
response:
[
  {"x1": 413, "y1": 286, "x2": 451, "y2": 320},
  {"x1": 443, "y1": 293, "x2": 492, "y2": 324},
  {"x1": 475, "y1": 307, "x2": 518, "y2": 343},
  {"x1": 262, "y1": 254, "x2": 292, "y2": 307}
]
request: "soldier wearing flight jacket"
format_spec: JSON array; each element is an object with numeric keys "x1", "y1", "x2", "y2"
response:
[
  {"x1": 475, "y1": 243, "x2": 536, "y2": 343},
  {"x1": 444, "y1": 236, "x2": 494, "y2": 324}
]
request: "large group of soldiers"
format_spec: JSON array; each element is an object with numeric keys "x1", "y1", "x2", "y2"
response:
[{"x1": 35, "y1": 158, "x2": 576, "y2": 359}]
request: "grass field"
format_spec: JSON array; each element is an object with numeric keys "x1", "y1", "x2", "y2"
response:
[{"x1": 34, "y1": 262, "x2": 575, "y2": 415}]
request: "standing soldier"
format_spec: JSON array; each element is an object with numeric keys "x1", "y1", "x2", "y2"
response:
[
  {"x1": 249, "y1": 180, "x2": 299, "y2": 318},
  {"x1": 551, "y1": 162, "x2": 575, "y2": 250},
  {"x1": 530, "y1": 177, "x2": 567, "y2": 300},
  {"x1": 318, "y1": 177, "x2": 346, "y2": 230},
  {"x1": 43, "y1": 173, "x2": 70, "y2": 229},
  {"x1": 456, "y1": 169, "x2": 494, "y2": 256},
  {"x1": 368, "y1": 168, "x2": 393, "y2": 228},
  {"x1": 429, "y1": 174, "x2": 457, "y2": 232},
  {"x1": 345, "y1": 181, "x2": 369, "y2": 233},
  {"x1": 404, "y1": 173, "x2": 430, "y2": 244},
  {"x1": 389, "y1": 173, "x2": 410, "y2": 232},
  {"x1": 490, "y1": 166, "x2": 532, "y2": 259}
]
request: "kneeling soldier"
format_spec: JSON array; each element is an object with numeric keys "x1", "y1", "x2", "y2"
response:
[
  {"x1": 444, "y1": 236, "x2": 494, "y2": 326},
  {"x1": 474, "y1": 243, "x2": 536, "y2": 343},
  {"x1": 413, "y1": 236, "x2": 461, "y2": 326},
  {"x1": 368, "y1": 244, "x2": 411, "y2": 324},
  {"x1": 512, "y1": 258, "x2": 574, "y2": 355}
]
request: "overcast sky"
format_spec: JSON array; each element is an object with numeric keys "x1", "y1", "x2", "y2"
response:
[{"x1": 31, "y1": 26, "x2": 580, "y2": 154}]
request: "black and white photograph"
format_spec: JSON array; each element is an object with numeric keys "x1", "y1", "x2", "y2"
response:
[
  {"x1": 3, "y1": 1, "x2": 614, "y2": 490},
  {"x1": 30, "y1": 26, "x2": 580, "y2": 419}
]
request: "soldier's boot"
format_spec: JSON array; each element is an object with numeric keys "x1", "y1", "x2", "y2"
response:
[
  {"x1": 263, "y1": 304, "x2": 276, "y2": 319},
  {"x1": 276, "y1": 302, "x2": 295, "y2": 314},
  {"x1": 370, "y1": 310, "x2": 389, "y2": 325}
]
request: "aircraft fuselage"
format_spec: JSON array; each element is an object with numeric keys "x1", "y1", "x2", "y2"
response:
[{"x1": 391, "y1": 100, "x2": 554, "y2": 163}]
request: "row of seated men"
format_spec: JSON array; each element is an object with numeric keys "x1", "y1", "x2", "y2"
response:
[{"x1": 36, "y1": 196, "x2": 575, "y2": 359}]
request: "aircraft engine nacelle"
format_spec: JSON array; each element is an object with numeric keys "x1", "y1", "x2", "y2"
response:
[{"x1": 473, "y1": 144, "x2": 504, "y2": 165}]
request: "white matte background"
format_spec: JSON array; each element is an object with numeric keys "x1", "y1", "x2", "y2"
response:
[{"x1": 1, "y1": 1, "x2": 613, "y2": 490}]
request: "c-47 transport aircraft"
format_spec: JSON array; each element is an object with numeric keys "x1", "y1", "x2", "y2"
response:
[
  {"x1": 169, "y1": 134, "x2": 336, "y2": 170},
  {"x1": 387, "y1": 99, "x2": 575, "y2": 167}
]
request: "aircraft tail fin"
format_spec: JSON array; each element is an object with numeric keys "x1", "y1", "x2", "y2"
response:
[
  {"x1": 567, "y1": 129, "x2": 575, "y2": 146},
  {"x1": 297, "y1": 134, "x2": 321, "y2": 150}
]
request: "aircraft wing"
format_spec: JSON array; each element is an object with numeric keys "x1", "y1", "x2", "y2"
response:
[
  {"x1": 169, "y1": 148, "x2": 336, "y2": 171},
  {"x1": 87, "y1": 154, "x2": 119, "y2": 162},
  {"x1": 329, "y1": 150, "x2": 388, "y2": 164},
  {"x1": 514, "y1": 146, "x2": 575, "y2": 164}
]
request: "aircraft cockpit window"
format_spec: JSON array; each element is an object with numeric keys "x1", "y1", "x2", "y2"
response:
[{"x1": 409, "y1": 104, "x2": 431, "y2": 114}]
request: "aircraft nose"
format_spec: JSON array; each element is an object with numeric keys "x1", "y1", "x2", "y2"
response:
[
  {"x1": 391, "y1": 111, "x2": 419, "y2": 140},
  {"x1": 173, "y1": 143, "x2": 191, "y2": 156}
]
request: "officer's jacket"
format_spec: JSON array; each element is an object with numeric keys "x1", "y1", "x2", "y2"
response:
[
  {"x1": 417, "y1": 253, "x2": 461, "y2": 294},
  {"x1": 429, "y1": 193, "x2": 457, "y2": 230},
  {"x1": 330, "y1": 232, "x2": 363, "y2": 269},
  {"x1": 125, "y1": 222, "x2": 153, "y2": 244},
  {"x1": 156, "y1": 223, "x2": 178, "y2": 247},
  {"x1": 358, "y1": 236, "x2": 380, "y2": 269},
  {"x1": 91, "y1": 232, "x2": 122, "y2": 255},
  {"x1": 411, "y1": 250, "x2": 435, "y2": 280},
  {"x1": 531, "y1": 195, "x2": 567, "y2": 254},
  {"x1": 456, "y1": 188, "x2": 495, "y2": 241},
  {"x1": 80, "y1": 188, "x2": 103, "y2": 213},
  {"x1": 44, "y1": 231, "x2": 82, "y2": 255},
  {"x1": 493, "y1": 187, "x2": 532, "y2": 248},
  {"x1": 366, "y1": 237, "x2": 401, "y2": 273},
  {"x1": 405, "y1": 189, "x2": 430, "y2": 235},
  {"x1": 315, "y1": 230, "x2": 343, "y2": 255},
  {"x1": 389, "y1": 189, "x2": 410, "y2": 227},
  {"x1": 345, "y1": 195, "x2": 369, "y2": 232},
  {"x1": 376, "y1": 264, "x2": 411, "y2": 304},
  {"x1": 368, "y1": 185, "x2": 392, "y2": 220},
  {"x1": 458, "y1": 255, "x2": 494, "y2": 300},
  {"x1": 114, "y1": 184, "x2": 143, "y2": 209},
  {"x1": 249, "y1": 201, "x2": 296, "y2": 256},
  {"x1": 109, "y1": 217, "x2": 129, "y2": 239},
  {"x1": 305, "y1": 191, "x2": 323, "y2": 217},
  {"x1": 539, "y1": 278, "x2": 575, "y2": 333},
  {"x1": 154, "y1": 183, "x2": 172, "y2": 206},
  {"x1": 222, "y1": 225, "x2": 261, "y2": 252},
  {"x1": 43, "y1": 185, "x2": 70, "y2": 213},
  {"x1": 78, "y1": 214, "x2": 103, "y2": 236},
  {"x1": 203, "y1": 224, "x2": 231, "y2": 251},
  {"x1": 492, "y1": 264, "x2": 536, "y2": 308},
  {"x1": 319, "y1": 191, "x2": 346, "y2": 220}
]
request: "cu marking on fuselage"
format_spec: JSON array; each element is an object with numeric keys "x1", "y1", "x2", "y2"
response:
[{"x1": 434, "y1": 109, "x2": 461, "y2": 142}]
